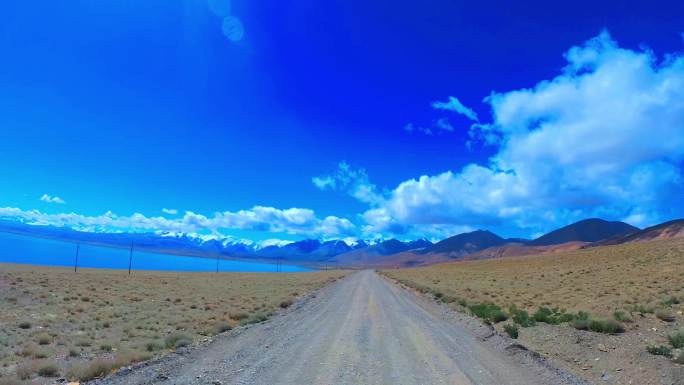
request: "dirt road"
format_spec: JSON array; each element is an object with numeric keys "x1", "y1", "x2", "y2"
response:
[{"x1": 95, "y1": 271, "x2": 588, "y2": 385}]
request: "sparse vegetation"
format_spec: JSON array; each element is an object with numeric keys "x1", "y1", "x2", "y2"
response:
[
  {"x1": 508, "y1": 305, "x2": 535, "y2": 327},
  {"x1": 613, "y1": 310, "x2": 633, "y2": 323},
  {"x1": 382, "y1": 238, "x2": 684, "y2": 320},
  {"x1": 382, "y1": 238, "x2": 684, "y2": 383},
  {"x1": 36, "y1": 362, "x2": 59, "y2": 377},
  {"x1": 587, "y1": 318, "x2": 625, "y2": 334},
  {"x1": 647, "y1": 345, "x2": 672, "y2": 357},
  {"x1": 35, "y1": 333, "x2": 51, "y2": 345},
  {"x1": 532, "y1": 307, "x2": 573, "y2": 325},
  {"x1": 241, "y1": 312, "x2": 269, "y2": 325},
  {"x1": 164, "y1": 334, "x2": 192, "y2": 349},
  {"x1": 15, "y1": 364, "x2": 33, "y2": 380},
  {"x1": 67, "y1": 358, "x2": 113, "y2": 381},
  {"x1": 503, "y1": 323, "x2": 519, "y2": 339},
  {"x1": 467, "y1": 303, "x2": 507, "y2": 324},
  {"x1": 655, "y1": 308, "x2": 676, "y2": 322},
  {"x1": 99, "y1": 343, "x2": 113, "y2": 352},
  {"x1": 145, "y1": 341, "x2": 164, "y2": 352},
  {"x1": 668, "y1": 330, "x2": 684, "y2": 349},
  {"x1": 0, "y1": 263, "x2": 347, "y2": 384},
  {"x1": 213, "y1": 321, "x2": 232, "y2": 334}
]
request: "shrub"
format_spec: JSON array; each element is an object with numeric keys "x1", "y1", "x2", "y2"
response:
[
  {"x1": 503, "y1": 324, "x2": 519, "y2": 339},
  {"x1": 673, "y1": 350, "x2": 684, "y2": 364},
  {"x1": 71, "y1": 359, "x2": 112, "y2": 381},
  {"x1": 114, "y1": 351, "x2": 152, "y2": 367},
  {"x1": 37, "y1": 363, "x2": 59, "y2": 377},
  {"x1": 508, "y1": 305, "x2": 535, "y2": 327},
  {"x1": 16, "y1": 364, "x2": 34, "y2": 380},
  {"x1": 572, "y1": 311, "x2": 591, "y2": 330},
  {"x1": 631, "y1": 303, "x2": 654, "y2": 314},
  {"x1": 241, "y1": 313, "x2": 268, "y2": 326},
  {"x1": 230, "y1": 312, "x2": 249, "y2": 321},
  {"x1": 145, "y1": 341, "x2": 164, "y2": 352},
  {"x1": 647, "y1": 345, "x2": 672, "y2": 358},
  {"x1": 213, "y1": 322, "x2": 232, "y2": 334},
  {"x1": 36, "y1": 333, "x2": 51, "y2": 345},
  {"x1": 164, "y1": 334, "x2": 191, "y2": 349},
  {"x1": 613, "y1": 310, "x2": 633, "y2": 323},
  {"x1": 668, "y1": 330, "x2": 684, "y2": 349},
  {"x1": 588, "y1": 319, "x2": 625, "y2": 334},
  {"x1": 100, "y1": 343, "x2": 113, "y2": 352},
  {"x1": 68, "y1": 348, "x2": 80, "y2": 358},
  {"x1": 17, "y1": 345, "x2": 36, "y2": 357},
  {"x1": 75, "y1": 339, "x2": 92, "y2": 347},
  {"x1": 468, "y1": 303, "x2": 507, "y2": 324},
  {"x1": 655, "y1": 308, "x2": 676, "y2": 322},
  {"x1": 532, "y1": 307, "x2": 573, "y2": 325},
  {"x1": 279, "y1": 300, "x2": 293, "y2": 309},
  {"x1": 662, "y1": 296, "x2": 680, "y2": 306},
  {"x1": 18, "y1": 321, "x2": 31, "y2": 330}
]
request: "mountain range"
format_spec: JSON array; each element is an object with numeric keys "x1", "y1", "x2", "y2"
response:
[{"x1": 1, "y1": 217, "x2": 682, "y2": 268}]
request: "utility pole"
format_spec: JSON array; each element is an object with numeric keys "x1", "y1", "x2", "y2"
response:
[
  {"x1": 216, "y1": 255, "x2": 220, "y2": 273},
  {"x1": 128, "y1": 240, "x2": 134, "y2": 275},
  {"x1": 74, "y1": 244, "x2": 80, "y2": 273}
]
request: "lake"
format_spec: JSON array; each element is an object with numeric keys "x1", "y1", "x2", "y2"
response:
[{"x1": 0, "y1": 231, "x2": 312, "y2": 273}]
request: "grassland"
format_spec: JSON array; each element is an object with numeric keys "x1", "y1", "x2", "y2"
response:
[
  {"x1": 383, "y1": 238, "x2": 684, "y2": 317},
  {"x1": 382, "y1": 238, "x2": 684, "y2": 383},
  {"x1": 0, "y1": 263, "x2": 347, "y2": 384}
]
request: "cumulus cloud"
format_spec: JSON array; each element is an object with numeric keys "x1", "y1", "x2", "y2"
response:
[
  {"x1": 312, "y1": 162, "x2": 383, "y2": 205},
  {"x1": 40, "y1": 194, "x2": 66, "y2": 204},
  {"x1": 162, "y1": 208, "x2": 178, "y2": 215},
  {"x1": 0, "y1": 205, "x2": 355, "y2": 238},
  {"x1": 432, "y1": 96, "x2": 479, "y2": 121},
  {"x1": 363, "y1": 31, "x2": 684, "y2": 236}
]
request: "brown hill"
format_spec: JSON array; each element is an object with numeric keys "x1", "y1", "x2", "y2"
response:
[
  {"x1": 599, "y1": 219, "x2": 684, "y2": 245},
  {"x1": 466, "y1": 241, "x2": 587, "y2": 260},
  {"x1": 528, "y1": 218, "x2": 638, "y2": 246}
]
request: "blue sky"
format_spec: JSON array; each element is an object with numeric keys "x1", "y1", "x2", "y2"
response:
[{"x1": 1, "y1": 1, "x2": 683, "y2": 243}]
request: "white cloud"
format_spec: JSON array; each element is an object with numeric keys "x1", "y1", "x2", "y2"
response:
[
  {"x1": 0, "y1": 205, "x2": 356, "y2": 238},
  {"x1": 221, "y1": 16, "x2": 244, "y2": 42},
  {"x1": 312, "y1": 162, "x2": 383, "y2": 205},
  {"x1": 206, "y1": 0, "x2": 244, "y2": 43},
  {"x1": 404, "y1": 122, "x2": 433, "y2": 135},
  {"x1": 311, "y1": 175, "x2": 336, "y2": 190},
  {"x1": 40, "y1": 194, "x2": 66, "y2": 204},
  {"x1": 162, "y1": 208, "x2": 178, "y2": 215},
  {"x1": 435, "y1": 118, "x2": 454, "y2": 132},
  {"x1": 432, "y1": 96, "x2": 479, "y2": 121},
  {"x1": 362, "y1": 31, "x2": 684, "y2": 236}
]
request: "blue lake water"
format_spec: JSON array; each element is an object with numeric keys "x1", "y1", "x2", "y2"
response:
[{"x1": 0, "y1": 231, "x2": 312, "y2": 273}]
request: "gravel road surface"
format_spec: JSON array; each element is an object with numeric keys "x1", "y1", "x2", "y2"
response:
[{"x1": 94, "y1": 270, "x2": 588, "y2": 385}]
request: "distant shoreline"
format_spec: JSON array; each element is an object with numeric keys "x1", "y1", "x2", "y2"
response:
[{"x1": 0, "y1": 229, "x2": 320, "y2": 272}]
